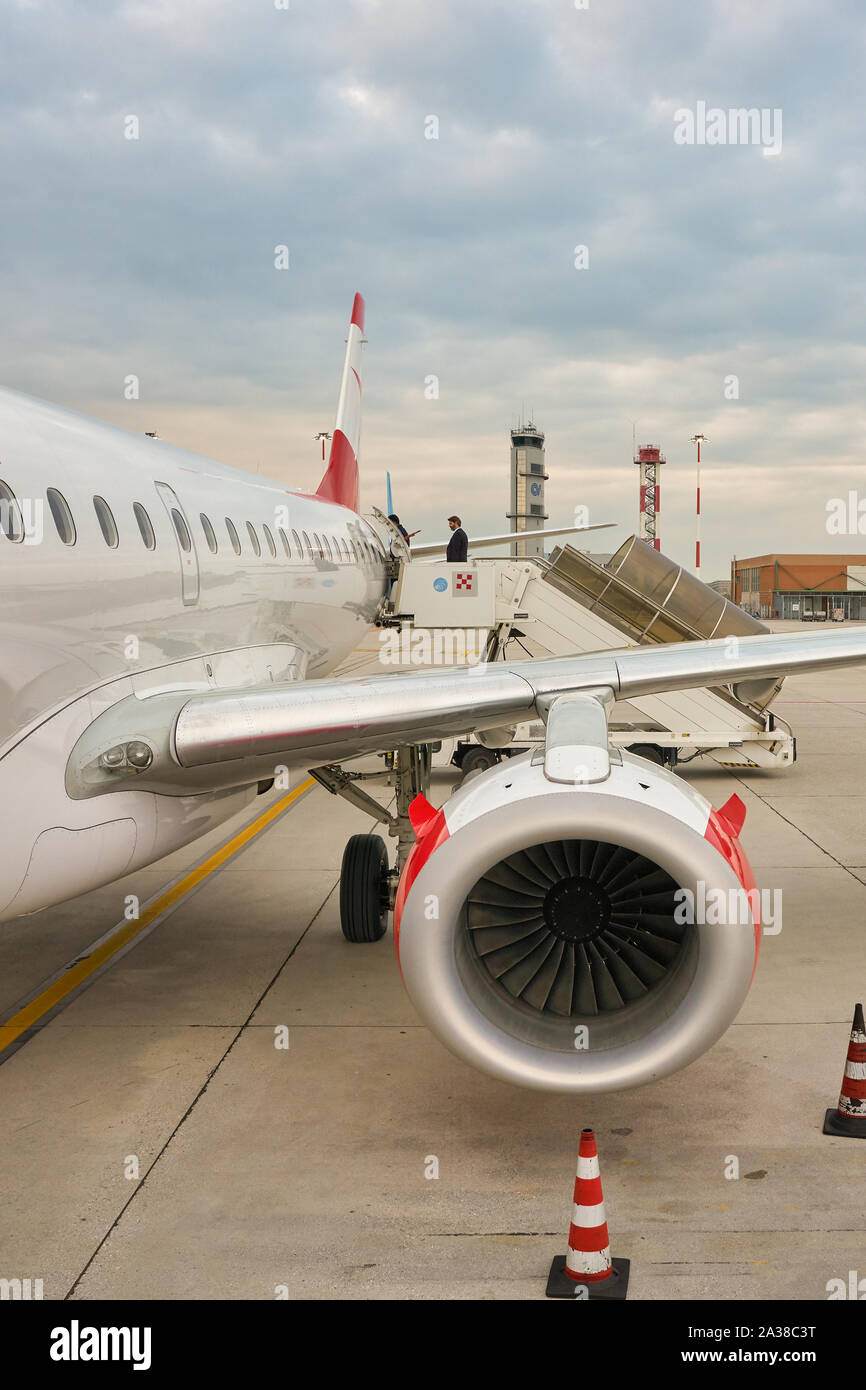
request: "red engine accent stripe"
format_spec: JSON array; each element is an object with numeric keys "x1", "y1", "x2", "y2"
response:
[
  {"x1": 717, "y1": 793, "x2": 747, "y2": 839},
  {"x1": 408, "y1": 794, "x2": 439, "y2": 837},
  {"x1": 704, "y1": 806, "x2": 761, "y2": 976},
  {"x1": 393, "y1": 800, "x2": 451, "y2": 967}
]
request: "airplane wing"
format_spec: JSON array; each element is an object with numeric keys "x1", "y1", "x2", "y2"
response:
[
  {"x1": 70, "y1": 626, "x2": 866, "y2": 796},
  {"x1": 409, "y1": 522, "x2": 615, "y2": 557},
  {"x1": 172, "y1": 626, "x2": 866, "y2": 768}
]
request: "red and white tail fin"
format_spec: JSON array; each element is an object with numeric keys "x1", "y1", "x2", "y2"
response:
[{"x1": 316, "y1": 292, "x2": 365, "y2": 511}]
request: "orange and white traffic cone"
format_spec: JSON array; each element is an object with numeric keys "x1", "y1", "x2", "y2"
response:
[
  {"x1": 823, "y1": 1003, "x2": 866, "y2": 1138},
  {"x1": 546, "y1": 1128, "x2": 629, "y2": 1299}
]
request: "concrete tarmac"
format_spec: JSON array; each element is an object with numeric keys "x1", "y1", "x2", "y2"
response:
[{"x1": 1, "y1": 641, "x2": 865, "y2": 1300}]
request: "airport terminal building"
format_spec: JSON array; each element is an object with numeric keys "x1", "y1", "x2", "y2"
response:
[{"x1": 732, "y1": 552, "x2": 866, "y2": 620}]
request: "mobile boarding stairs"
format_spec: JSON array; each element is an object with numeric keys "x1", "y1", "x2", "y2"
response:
[{"x1": 378, "y1": 531, "x2": 794, "y2": 776}]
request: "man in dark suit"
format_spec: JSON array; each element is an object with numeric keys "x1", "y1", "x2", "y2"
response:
[{"x1": 446, "y1": 515, "x2": 468, "y2": 562}]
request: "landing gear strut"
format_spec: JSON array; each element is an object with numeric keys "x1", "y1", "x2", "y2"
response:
[{"x1": 309, "y1": 743, "x2": 434, "y2": 942}]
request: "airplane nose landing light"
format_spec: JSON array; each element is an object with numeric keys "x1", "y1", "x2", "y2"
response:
[
  {"x1": 99, "y1": 745, "x2": 126, "y2": 770},
  {"x1": 98, "y1": 741, "x2": 154, "y2": 772},
  {"x1": 126, "y1": 741, "x2": 154, "y2": 770}
]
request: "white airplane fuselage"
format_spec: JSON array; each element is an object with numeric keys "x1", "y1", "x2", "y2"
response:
[{"x1": 0, "y1": 386, "x2": 387, "y2": 921}]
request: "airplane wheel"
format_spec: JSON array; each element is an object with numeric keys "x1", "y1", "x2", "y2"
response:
[{"x1": 340, "y1": 834, "x2": 390, "y2": 942}]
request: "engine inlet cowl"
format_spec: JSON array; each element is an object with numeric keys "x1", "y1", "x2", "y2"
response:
[{"x1": 396, "y1": 751, "x2": 758, "y2": 1094}]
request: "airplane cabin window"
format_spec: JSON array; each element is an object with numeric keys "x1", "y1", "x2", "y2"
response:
[
  {"x1": 291, "y1": 529, "x2": 301, "y2": 556},
  {"x1": 200, "y1": 513, "x2": 218, "y2": 553},
  {"x1": 323, "y1": 535, "x2": 333, "y2": 561},
  {"x1": 133, "y1": 502, "x2": 156, "y2": 550},
  {"x1": 47, "y1": 488, "x2": 76, "y2": 545},
  {"x1": 313, "y1": 532, "x2": 323, "y2": 557},
  {"x1": 262, "y1": 523, "x2": 277, "y2": 558},
  {"x1": 278, "y1": 526, "x2": 291, "y2": 557},
  {"x1": 225, "y1": 518, "x2": 241, "y2": 555},
  {"x1": 0, "y1": 480, "x2": 23, "y2": 542},
  {"x1": 246, "y1": 521, "x2": 261, "y2": 557},
  {"x1": 93, "y1": 495, "x2": 119, "y2": 549},
  {"x1": 341, "y1": 537, "x2": 350, "y2": 560},
  {"x1": 302, "y1": 531, "x2": 312, "y2": 559},
  {"x1": 170, "y1": 508, "x2": 192, "y2": 553}
]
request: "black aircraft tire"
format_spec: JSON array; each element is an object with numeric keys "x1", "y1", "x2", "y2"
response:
[{"x1": 340, "y1": 834, "x2": 390, "y2": 943}]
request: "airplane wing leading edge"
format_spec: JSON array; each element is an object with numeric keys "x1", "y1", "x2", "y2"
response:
[{"x1": 165, "y1": 625, "x2": 866, "y2": 773}]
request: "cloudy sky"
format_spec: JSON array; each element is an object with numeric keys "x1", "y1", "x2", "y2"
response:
[{"x1": 1, "y1": 0, "x2": 864, "y2": 578}]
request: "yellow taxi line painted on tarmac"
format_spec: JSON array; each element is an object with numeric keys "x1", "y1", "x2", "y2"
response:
[{"x1": 0, "y1": 777, "x2": 316, "y2": 1055}]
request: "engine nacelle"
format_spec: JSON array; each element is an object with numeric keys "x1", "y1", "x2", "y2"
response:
[{"x1": 395, "y1": 749, "x2": 760, "y2": 1094}]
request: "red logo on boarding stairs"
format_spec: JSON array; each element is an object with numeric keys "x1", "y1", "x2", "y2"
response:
[{"x1": 454, "y1": 572, "x2": 474, "y2": 594}]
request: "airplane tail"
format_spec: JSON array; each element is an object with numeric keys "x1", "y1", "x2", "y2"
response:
[{"x1": 316, "y1": 292, "x2": 365, "y2": 511}]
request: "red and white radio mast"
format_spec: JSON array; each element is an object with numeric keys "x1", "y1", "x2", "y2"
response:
[
  {"x1": 690, "y1": 434, "x2": 709, "y2": 577},
  {"x1": 634, "y1": 444, "x2": 665, "y2": 551}
]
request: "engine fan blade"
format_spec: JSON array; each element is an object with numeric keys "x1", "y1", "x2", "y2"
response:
[
  {"x1": 464, "y1": 839, "x2": 688, "y2": 1020},
  {"x1": 585, "y1": 939, "x2": 626, "y2": 1011},
  {"x1": 519, "y1": 938, "x2": 568, "y2": 1012},
  {"x1": 545, "y1": 943, "x2": 577, "y2": 1016},
  {"x1": 468, "y1": 917, "x2": 547, "y2": 953},
  {"x1": 508, "y1": 937, "x2": 569, "y2": 1008},
  {"x1": 480, "y1": 925, "x2": 551, "y2": 978}
]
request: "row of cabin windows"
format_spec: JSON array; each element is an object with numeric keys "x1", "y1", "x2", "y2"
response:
[{"x1": 0, "y1": 479, "x2": 386, "y2": 566}]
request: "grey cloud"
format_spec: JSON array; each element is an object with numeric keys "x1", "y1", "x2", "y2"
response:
[{"x1": 1, "y1": 0, "x2": 865, "y2": 575}]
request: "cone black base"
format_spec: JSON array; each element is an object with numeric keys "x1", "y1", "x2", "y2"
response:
[
  {"x1": 545, "y1": 1255, "x2": 630, "y2": 1300},
  {"x1": 823, "y1": 1107, "x2": 866, "y2": 1138}
]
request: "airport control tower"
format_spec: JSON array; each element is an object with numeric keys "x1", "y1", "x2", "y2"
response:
[{"x1": 507, "y1": 421, "x2": 548, "y2": 558}]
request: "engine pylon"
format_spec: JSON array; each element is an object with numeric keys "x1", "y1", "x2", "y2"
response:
[{"x1": 546, "y1": 1128, "x2": 629, "y2": 1299}]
